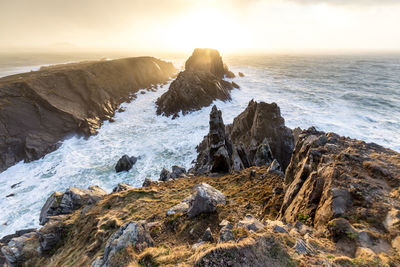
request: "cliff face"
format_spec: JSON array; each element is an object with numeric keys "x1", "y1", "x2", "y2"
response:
[
  {"x1": 156, "y1": 48, "x2": 238, "y2": 118},
  {"x1": 280, "y1": 127, "x2": 400, "y2": 257},
  {"x1": 0, "y1": 57, "x2": 176, "y2": 172}
]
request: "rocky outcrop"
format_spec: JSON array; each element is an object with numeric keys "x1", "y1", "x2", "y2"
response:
[
  {"x1": 279, "y1": 127, "x2": 400, "y2": 256},
  {"x1": 166, "y1": 183, "x2": 226, "y2": 218},
  {"x1": 202, "y1": 227, "x2": 214, "y2": 242},
  {"x1": 166, "y1": 197, "x2": 191, "y2": 216},
  {"x1": 112, "y1": 183, "x2": 133, "y2": 193},
  {"x1": 227, "y1": 100, "x2": 294, "y2": 170},
  {"x1": 188, "y1": 183, "x2": 226, "y2": 218},
  {"x1": 193, "y1": 100, "x2": 294, "y2": 175},
  {"x1": 0, "y1": 57, "x2": 176, "y2": 172},
  {"x1": 40, "y1": 185, "x2": 106, "y2": 225},
  {"x1": 193, "y1": 106, "x2": 233, "y2": 174},
  {"x1": 115, "y1": 155, "x2": 138, "y2": 173},
  {"x1": 236, "y1": 215, "x2": 264, "y2": 232},
  {"x1": 156, "y1": 48, "x2": 238, "y2": 118},
  {"x1": 94, "y1": 221, "x2": 153, "y2": 267},
  {"x1": 0, "y1": 229, "x2": 37, "y2": 266},
  {"x1": 37, "y1": 219, "x2": 71, "y2": 255},
  {"x1": 5, "y1": 161, "x2": 400, "y2": 266},
  {"x1": 159, "y1": 165, "x2": 187, "y2": 181},
  {"x1": 1, "y1": 231, "x2": 39, "y2": 267}
]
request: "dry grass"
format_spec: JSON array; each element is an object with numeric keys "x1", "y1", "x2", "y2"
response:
[{"x1": 27, "y1": 166, "x2": 283, "y2": 267}]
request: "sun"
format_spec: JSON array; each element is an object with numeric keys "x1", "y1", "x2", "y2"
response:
[{"x1": 164, "y1": 7, "x2": 252, "y2": 53}]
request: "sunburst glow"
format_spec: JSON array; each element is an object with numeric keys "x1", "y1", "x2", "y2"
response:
[{"x1": 163, "y1": 7, "x2": 252, "y2": 53}]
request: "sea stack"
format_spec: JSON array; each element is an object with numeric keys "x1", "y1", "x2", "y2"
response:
[
  {"x1": 193, "y1": 100, "x2": 294, "y2": 175},
  {"x1": 156, "y1": 48, "x2": 239, "y2": 118}
]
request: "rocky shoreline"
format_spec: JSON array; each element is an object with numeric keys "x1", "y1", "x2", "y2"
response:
[
  {"x1": 0, "y1": 57, "x2": 176, "y2": 172},
  {"x1": 1, "y1": 50, "x2": 400, "y2": 266}
]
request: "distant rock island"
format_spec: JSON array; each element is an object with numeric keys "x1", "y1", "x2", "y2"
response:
[
  {"x1": 0, "y1": 57, "x2": 176, "y2": 172},
  {"x1": 156, "y1": 48, "x2": 239, "y2": 118}
]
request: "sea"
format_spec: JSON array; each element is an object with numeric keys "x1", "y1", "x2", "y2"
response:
[{"x1": 0, "y1": 52, "x2": 399, "y2": 237}]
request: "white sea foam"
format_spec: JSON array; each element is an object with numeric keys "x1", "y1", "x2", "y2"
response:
[{"x1": 0, "y1": 55, "x2": 399, "y2": 237}]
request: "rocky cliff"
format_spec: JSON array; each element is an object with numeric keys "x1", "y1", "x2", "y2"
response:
[
  {"x1": 193, "y1": 100, "x2": 294, "y2": 175},
  {"x1": 0, "y1": 57, "x2": 176, "y2": 172},
  {"x1": 280, "y1": 127, "x2": 400, "y2": 258},
  {"x1": 1, "y1": 56, "x2": 400, "y2": 266},
  {"x1": 156, "y1": 48, "x2": 238, "y2": 118},
  {"x1": 2, "y1": 100, "x2": 399, "y2": 266}
]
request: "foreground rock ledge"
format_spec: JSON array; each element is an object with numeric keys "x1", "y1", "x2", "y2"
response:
[
  {"x1": 156, "y1": 48, "x2": 238, "y2": 118},
  {"x1": 0, "y1": 57, "x2": 176, "y2": 172}
]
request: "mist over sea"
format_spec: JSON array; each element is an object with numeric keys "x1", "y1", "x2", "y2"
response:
[{"x1": 0, "y1": 53, "x2": 399, "y2": 237}]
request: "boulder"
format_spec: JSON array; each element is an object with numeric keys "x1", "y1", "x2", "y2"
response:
[
  {"x1": 112, "y1": 183, "x2": 133, "y2": 193},
  {"x1": 39, "y1": 185, "x2": 106, "y2": 225},
  {"x1": 218, "y1": 220, "x2": 234, "y2": 243},
  {"x1": 202, "y1": 227, "x2": 214, "y2": 242},
  {"x1": 97, "y1": 221, "x2": 153, "y2": 267},
  {"x1": 166, "y1": 197, "x2": 191, "y2": 216},
  {"x1": 238, "y1": 72, "x2": 245, "y2": 77},
  {"x1": 218, "y1": 226, "x2": 235, "y2": 243},
  {"x1": 171, "y1": 165, "x2": 186, "y2": 179},
  {"x1": 1, "y1": 231, "x2": 39, "y2": 266},
  {"x1": 293, "y1": 239, "x2": 315, "y2": 255},
  {"x1": 219, "y1": 220, "x2": 233, "y2": 230},
  {"x1": 39, "y1": 231, "x2": 61, "y2": 254},
  {"x1": 187, "y1": 183, "x2": 226, "y2": 218},
  {"x1": 0, "y1": 57, "x2": 176, "y2": 173},
  {"x1": 0, "y1": 229, "x2": 37, "y2": 266},
  {"x1": 273, "y1": 225, "x2": 289, "y2": 234},
  {"x1": 237, "y1": 215, "x2": 264, "y2": 232},
  {"x1": 115, "y1": 155, "x2": 137, "y2": 172},
  {"x1": 159, "y1": 168, "x2": 172, "y2": 182},
  {"x1": 156, "y1": 48, "x2": 237, "y2": 118},
  {"x1": 38, "y1": 220, "x2": 69, "y2": 254},
  {"x1": 142, "y1": 178, "x2": 152, "y2": 187}
]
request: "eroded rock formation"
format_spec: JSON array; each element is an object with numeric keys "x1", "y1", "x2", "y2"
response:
[
  {"x1": 227, "y1": 100, "x2": 294, "y2": 170},
  {"x1": 193, "y1": 100, "x2": 294, "y2": 175},
  {"x1": 156, "y1": 48, "x2": 238, "y2": 118},
  {"x1": 39, "y1": 185, "x2": 106, "y2": 225},
  {"x1": 0, "y1": 57, "x2": 176, "y2": 172},
  {"x1": 279, "y1": 127, "x2": 400, "y2": 257}
]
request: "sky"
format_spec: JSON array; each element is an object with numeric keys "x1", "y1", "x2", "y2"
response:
[{"x1": 1, "y1": 0, "x2": 400, "y2": 54}]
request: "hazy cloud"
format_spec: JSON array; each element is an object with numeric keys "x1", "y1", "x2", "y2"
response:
[
  {"x1": 287, "y1": 0, "x2": 400, "y2": 6},
  {"x1": 1, "y1": 0, "x2": 400, "y2": 52}
]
